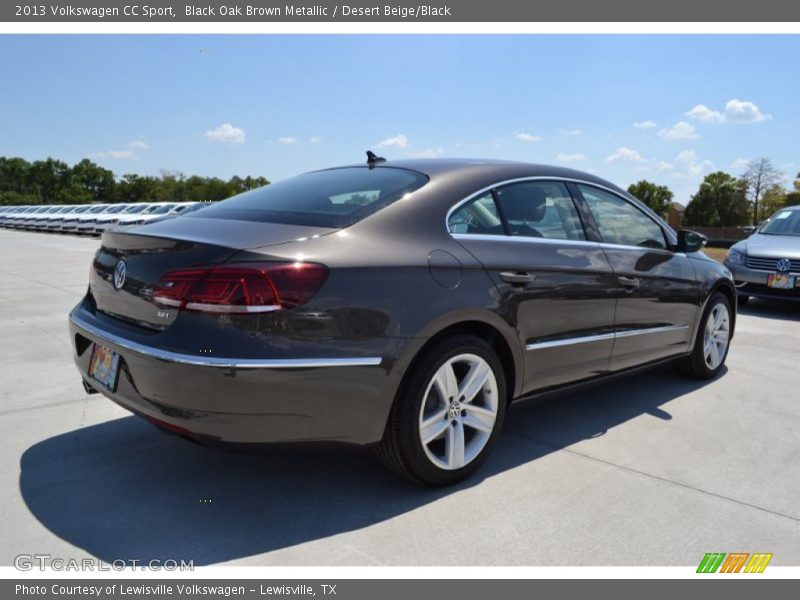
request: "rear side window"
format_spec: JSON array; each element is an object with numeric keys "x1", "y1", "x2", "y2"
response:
[
  {"x1": 495, "y1": 181, "x2": 585, "y2": 241},
  {"x1": 447, "y1": 192, "x2": 504, "y2": 234},
  {"x1": 448, "y1": 180, "x2": 586, "y2": 241},
  {"x1": 193, "y1": 167, "x2": 428, "y2": 228}
]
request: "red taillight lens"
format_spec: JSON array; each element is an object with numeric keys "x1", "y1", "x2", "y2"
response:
[{"x1": 153, "y1": 262, "x2": 328, "y2": 313}]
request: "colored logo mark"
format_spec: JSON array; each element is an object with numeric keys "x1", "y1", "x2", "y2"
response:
[{"x1": 697, "y1": 552, "x2": 773, "y2": 573}]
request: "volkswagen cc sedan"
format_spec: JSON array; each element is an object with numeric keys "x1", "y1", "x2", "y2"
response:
[
  {"x1": 69, "y1": 158, "x2": 736, "y2": 485},
  {"x1": 725, "y1": 205, "x2": 800, "y2": 304}
]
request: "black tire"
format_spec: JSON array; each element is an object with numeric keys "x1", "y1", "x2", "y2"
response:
[
  {"x1": 675, "y1": 291, "x2": 732, "y2": 379},
  {"x1": 376, "y1": 334, "x2": 507, "y2": 486},
  {"x1": 737, "y1": 294, "x2": 750, "y2": 307}
]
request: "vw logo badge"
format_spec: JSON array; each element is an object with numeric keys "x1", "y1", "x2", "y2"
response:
[
  {"x1": 113, "y1": 260, "x2": 127, "y2": 290},
  {"x1": 777, "y1": 258, "x2": 792, "y2": 272}
]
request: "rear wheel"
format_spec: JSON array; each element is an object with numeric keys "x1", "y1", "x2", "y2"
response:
[
  {"x1": 376, "y1": 335, "x2": 507, "y2": 486},
  {"x1": 675, "y1": 292, "x2": 732, "y2": 379}
]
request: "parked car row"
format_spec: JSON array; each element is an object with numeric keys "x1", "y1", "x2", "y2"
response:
[{"x1": 0, "y1": 202, "x2": 207, "y2": 235}]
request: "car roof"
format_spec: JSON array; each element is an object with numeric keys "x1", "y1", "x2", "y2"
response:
[{"x1": 330, "y1": 158, "x2": 629, "y2": 195}]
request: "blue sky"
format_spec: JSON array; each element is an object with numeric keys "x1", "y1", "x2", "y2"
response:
[{"x1": 0, "y1": 35, "x2": 797, "y2": 202}]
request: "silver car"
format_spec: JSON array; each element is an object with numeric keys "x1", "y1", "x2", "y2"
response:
[{"x1": 725, "y1": 205, "x2": 800, "y2": 304}]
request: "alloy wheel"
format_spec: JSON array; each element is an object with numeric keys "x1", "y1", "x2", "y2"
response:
[
  {"x1": 418, "y1": 353, "x2": 499, "y2": 470},
  {"x1": 703, "y1": 302, "x2": 730, "y2": 370}
]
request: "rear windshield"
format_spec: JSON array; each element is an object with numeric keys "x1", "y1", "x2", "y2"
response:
[{"x1": 191, "y1": 167, "x2": 428, "y2": 228}]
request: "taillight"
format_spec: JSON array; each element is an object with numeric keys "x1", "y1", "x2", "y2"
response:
[{"x1": 153, "y1": 262, "x2": 328, "y2": 313}]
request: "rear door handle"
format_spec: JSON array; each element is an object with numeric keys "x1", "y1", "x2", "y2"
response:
[
  {"x1": 617, "y1": 276, "x2": 641, "y2": 290},
  {"x1": 499, "y1": 271, "x2": 536, "y2": 285}
]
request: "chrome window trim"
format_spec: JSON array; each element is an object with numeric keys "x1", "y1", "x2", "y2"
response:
[
  {"x1": 451, "y1": 232, "x2": 682, "y2": 257},
  {"x1": 70, "y1": 313, "x2": 382, "y2": 369},
  {"x1": 445, "y1": 175, "x2": 677, "y2": 249},
  {"x1": 526, "y1": 324, "x2": 689, "y2": 351}
]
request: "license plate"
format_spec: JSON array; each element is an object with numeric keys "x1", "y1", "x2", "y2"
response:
[
  {"x1": 88, "y1": 343, "x2": 120, "y2": 392},
  {"x1": 767, "y1": 273, "x2": 795, "y2": 289}
]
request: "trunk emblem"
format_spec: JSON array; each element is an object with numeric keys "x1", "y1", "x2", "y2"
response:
[{"x1": 113, "y1": 260, "x2": 127, "y2": 290}]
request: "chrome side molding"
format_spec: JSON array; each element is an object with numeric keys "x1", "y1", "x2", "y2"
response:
[{"x1": 526, "y1": 324, "x2": 689, "y2": 351}]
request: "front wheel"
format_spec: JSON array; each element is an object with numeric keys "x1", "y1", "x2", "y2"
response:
[
  {"x1": 376, "y1": 335, "x2": 507, "y2": 486},
  {"x1": 675, "y1": 292, "x2": 732, "y2": 379}
]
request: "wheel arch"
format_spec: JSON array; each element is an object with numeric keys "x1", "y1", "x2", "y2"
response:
[
  {"x1": 690, "y1": 278, "x2": 737, "y2": 350},
  {"x1": 389, "y1": 312, "x2": 524, "y2": 407}
]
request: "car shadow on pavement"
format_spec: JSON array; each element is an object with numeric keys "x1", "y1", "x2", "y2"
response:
[
  {"x1": 19, "y1": 363, "x2": 716, "y2": 566},
  {"x1": 738, "y1": 299, "x2": 800, "y2": 322}
]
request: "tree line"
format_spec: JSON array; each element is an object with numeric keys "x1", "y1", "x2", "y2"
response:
[
  {"x1": 627, "y1": 157, "x2": 800, "y2": 228},
  {"x1": 0, "y1": 156, "x2": 270, "y2": 206}
]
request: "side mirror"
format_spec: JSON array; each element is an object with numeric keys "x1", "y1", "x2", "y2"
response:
[{"x1": 676, "y1": 229, "x2": 707, "y2": 253}]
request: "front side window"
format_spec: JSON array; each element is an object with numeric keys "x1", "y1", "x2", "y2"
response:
[{"x1": 578, "y1": 185, "x2": 667, "y2": 249}]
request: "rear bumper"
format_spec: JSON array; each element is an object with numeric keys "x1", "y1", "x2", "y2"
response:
[{"x1": 69, "y1": 308, "x2": 401, "y2": 446}]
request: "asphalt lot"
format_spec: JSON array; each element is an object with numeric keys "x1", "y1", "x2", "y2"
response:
[{"x1": 1, "y1": 229, "x2": 799, "y2": 567}]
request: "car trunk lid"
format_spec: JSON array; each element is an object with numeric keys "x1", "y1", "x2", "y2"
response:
[{"x1": 91, "y1": 219, "x2": 332, "y2": 330}]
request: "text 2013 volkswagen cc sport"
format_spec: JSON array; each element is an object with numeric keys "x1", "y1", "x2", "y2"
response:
[{"x1": 69, "y1": 156, "x2": 736, "y2": 485}]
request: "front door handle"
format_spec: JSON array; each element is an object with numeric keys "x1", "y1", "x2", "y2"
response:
[
  {"x1": 618, "y1": 276, "x2": 641, "y2": 290},
  {"x1": 499, "y1": 271, "x2": 536, "y2": 285}
]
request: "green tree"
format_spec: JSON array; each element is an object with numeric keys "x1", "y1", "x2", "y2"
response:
[
  {"x1": 116, "y1": 173, "x2": 161, "y2": 203},
  {"x1": 758, "y1": 184, "x2": 787, "y2": 219},
  {"x1": 71, "y1": 159, "x2": 115, "y2": 203},
  {"x1": 627, "y1": 180, "x2": 674, "y2": 218},
  {"x1": 684, "y1": 171, "x2": 750, "y2": 227}
]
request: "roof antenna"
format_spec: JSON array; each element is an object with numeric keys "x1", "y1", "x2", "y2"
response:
[{"x1": 366, "y1": 150, "x2": 386, "y2": 168}]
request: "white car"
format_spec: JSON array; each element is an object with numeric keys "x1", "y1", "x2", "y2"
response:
[
  {"x1": 87, "y1": 204, "x2": 136, "y2": 235},
  {"x1": 115, "y1": 202, "x2": 178, "y2": 227},
  {"x1": 72, "y1": 204, "x2": 112, "y2": 234}
]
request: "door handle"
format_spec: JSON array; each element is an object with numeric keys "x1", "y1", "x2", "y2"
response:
[
  {"x1": 617, "y1": 276, "x2": 641, "y2": 290},
  {"x1": 499, "y1": 271, "x2": 536, "y2": 285}
]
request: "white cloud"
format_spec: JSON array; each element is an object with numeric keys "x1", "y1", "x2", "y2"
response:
[
  {"x1": 89, "y1": 138, "x2": 151, "y2": 160},
  {"x1": 559, "y1": 128, "x2": 582, "y2": 136},
  {"x1": 409, "y1": 148, "x2": 444, "y2": 158},
  {"x1": 730, "y1": 158, "x2": 750, "y2": 171},
  {"x1": 309, "y1": 136, "x2": 321, "y2": 144},
  {"x1": 515, "y1": 132, "x2": 542, "y2": 142},
  {"x1": 724, "y1": 99, "x2": 771, "y2": 123},
  {"x1": 606, "y1": 147, "x2": 645, "y2": 162},
  {"x1": 686, "y1": 99, "x2": 771, "y2": 124},
  {"x1": 203, "y1": 123, "x2": 245, "y2": 143},
  {"x1": 655, "y1": 161, "x2": 674, "y2": 172},
  {"x1": 658, "y1": 121, "x2": 699, "y2": 140},
  {"x1": 89, "y1": 149, "x2": 138, "y2": 160},
  {"x1": 376, "y1": 134, "x2": 409, "y2": 149},
  {"x1": 672, "y1": 150, "x2": 713, "y2": 177},
  {"x1": 686, "y1": 104, "x2": 723, "y2": 123},
  {"x1": 633, "y1": 120, "x2": 658, "y2": 129},
  {"x1": 555, "y1": 152, "x2": 586, "y2": 163},
  {"x1": 278, "y1": 136, "x2": 297, "y2": 145},
  {"x1": 128, "y1": 139, "x2": 150, "y2": 150}
]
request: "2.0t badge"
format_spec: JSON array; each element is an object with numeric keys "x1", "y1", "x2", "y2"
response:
[{"x1": 113, "y1": 259, "x2": 127, "y2": 290}]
